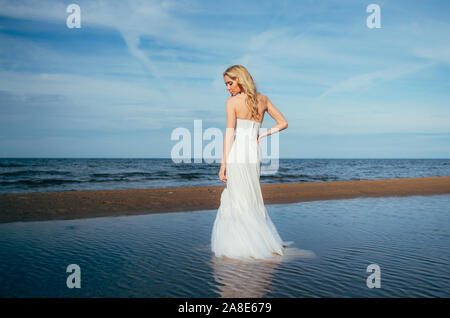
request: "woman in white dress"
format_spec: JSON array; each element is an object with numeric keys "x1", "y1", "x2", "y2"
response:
[{"x1": 211, "y1": 65, "x2": 289, "y2": 260}]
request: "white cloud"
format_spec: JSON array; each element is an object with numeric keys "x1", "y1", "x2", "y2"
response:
[
  {"x1": 316, "y1": 62, "x2": 433, "y2": 100},
  {"x1": 0, "y1": 70, "x2": 162, "y2": 101},
  {"x1": 413, "y1": 46, "x2": 450, "y2": 65},
  {"x1": 0, "y1": 0, "x2": 204, "y2": 77},
  {"x1": 0, "y1": 0, "x2": 449, "y2": 146}
]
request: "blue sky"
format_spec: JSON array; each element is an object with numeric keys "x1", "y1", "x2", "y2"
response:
[{"x1": 0, "y1": 0, "x2": 449, "y2": 158}]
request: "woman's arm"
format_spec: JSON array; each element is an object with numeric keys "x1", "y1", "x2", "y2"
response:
[
  {"x1": 258, "y1": 96, "x2": 288, "y2": 140},
  {"x1": 219, "y1": 99, "x2": 236, "y2": 183},
  {"x1": 221, "y1": 98, "x2": 236, "y2": 166}
]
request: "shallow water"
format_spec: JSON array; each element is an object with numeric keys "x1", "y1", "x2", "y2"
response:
[{"x1": 0, "y1": 194, "x2": 449, "y2": 297}]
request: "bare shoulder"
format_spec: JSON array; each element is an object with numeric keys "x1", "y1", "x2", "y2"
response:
[
  {"x1": 226, "y1": 96, "x2": 238, "y2": 106},
  {"x1": 257, "y1": 93, "x2": 267, "y2": 101},
  {"x1": 225, "y1": 96, "x2": 238, "y2": 113},
  {"x1": 257, "y1": 93, "x2": 268, "y2": 109},
  {"x1": 226, "y1": 95, "x2": 238, "y2": 102}
]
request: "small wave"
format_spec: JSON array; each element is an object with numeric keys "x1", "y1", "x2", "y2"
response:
[
  {"x1": 262, "y1": 173, "x2": 309, "y2": 179},
  {"x1": 0, "y1": 170, "x2": 73, "y2": 177},
  {"x1": 261, "y1": 173, "x2": 338, "y2": 182},
  {"x1": 177, "y1": 173, "x2": 202, "y2": 180},
  {"x1": 88, "y1": 178, "x2": 145, "y2": 183},
  {"x1": 0, "y1": 179, "x2": 82, "y2": 187},
  {"x1": 0, "y1": 163, "x2": 26, "y2": 168},
  {"x1": 90, "y1": 172, "x2": 155, "y2": 178}
]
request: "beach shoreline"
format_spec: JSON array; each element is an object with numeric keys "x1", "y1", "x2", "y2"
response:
[{"x1": 0, "y1": 176, "x2": 449, "y2": 224}]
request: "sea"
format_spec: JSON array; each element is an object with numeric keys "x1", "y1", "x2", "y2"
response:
[
  {"x1": 0, "y1": 158, "x2": 449, "y2": 297},
  {"x1": 1, "y1": 158, "x2": 450, "y2": 194}
]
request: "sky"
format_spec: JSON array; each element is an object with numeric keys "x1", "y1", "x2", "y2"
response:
[{"x1": 0, "y1": 0, "x2": 449, "y2": 159}]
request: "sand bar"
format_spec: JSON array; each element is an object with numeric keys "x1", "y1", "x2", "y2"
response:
[{"x1": 0, "y1": 176, "x2": 449, "y2": 223}]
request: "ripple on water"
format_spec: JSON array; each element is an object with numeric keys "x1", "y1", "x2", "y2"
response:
[{"x1": 0, "y1": 194, "x2": 449, "y2": 297}]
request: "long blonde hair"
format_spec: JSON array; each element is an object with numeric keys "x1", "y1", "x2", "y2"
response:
[{"x1": 223, "y1": 65, "x2": 261, "y2": 121}]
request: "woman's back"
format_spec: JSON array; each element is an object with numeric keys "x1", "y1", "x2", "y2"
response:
[{"x1": 233, "y1": 93, "x2": 267, "y2": 124}]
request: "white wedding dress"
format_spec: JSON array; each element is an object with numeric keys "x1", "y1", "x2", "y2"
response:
[{"x1": 211, "y1": 118, "x2": 287, "y2": 260}]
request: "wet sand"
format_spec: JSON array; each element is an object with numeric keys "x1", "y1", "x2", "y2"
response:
[{"x1": 0, "y1": 176, "x2": 449, "y2": 223}]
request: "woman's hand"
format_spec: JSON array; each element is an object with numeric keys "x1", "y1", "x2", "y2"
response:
[
  {"x1": 218, "y1": 164, "x2": 227, "y2": 183},
  {"x1": 257, "y1": 134, "x2": 265, "y2": 147}
]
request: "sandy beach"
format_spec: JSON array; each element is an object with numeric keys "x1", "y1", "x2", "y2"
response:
[{"x1": 0, "y1": 176, "x2": 449, "y2": 223}]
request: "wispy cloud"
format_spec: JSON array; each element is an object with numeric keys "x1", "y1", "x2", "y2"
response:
[
  {"x1": 316, "y1": 62, "x2": 434, "y2": 100},
  {"x1": 0, "y1": 0, "x2": 449, "y2": 157}
]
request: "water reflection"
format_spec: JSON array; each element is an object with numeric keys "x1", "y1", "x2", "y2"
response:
[{"x1": 209, "y1": 247, "x2": 316, "y2": 298}]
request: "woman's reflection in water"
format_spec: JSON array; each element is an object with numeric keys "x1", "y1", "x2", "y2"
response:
[{"x1": 209, "y1": 247, "x2": 315, "y2": 298}]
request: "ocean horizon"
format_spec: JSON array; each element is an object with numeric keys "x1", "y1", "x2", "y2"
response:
[{"x1": 1, "y1": 158, "x2": 449, "y2": 194}]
